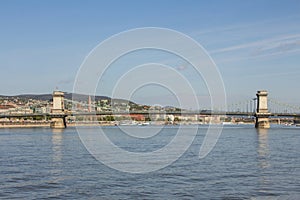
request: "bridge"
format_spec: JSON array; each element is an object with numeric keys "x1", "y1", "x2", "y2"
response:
[{"x1": 1, "y1": 90, "x2": 300, "y2": 129}]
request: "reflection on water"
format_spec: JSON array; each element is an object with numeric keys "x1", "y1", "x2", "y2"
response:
[
  {"x1": 51, "y1": 128, "x2": 64, "y2": 183},
  {"x1": 52, "y1": 129, "x2": 63, "y2": 163},
  {"x1": 257, "y1": 128, "x2": 270, "y2": 169},
  {"x1": 256, "y1": 128, "x2": 271, "y2": 194}
]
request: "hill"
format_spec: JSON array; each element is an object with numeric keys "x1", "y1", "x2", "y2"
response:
[{"x1": 0, "y1": 92, "x2": 135, "y2": 105}]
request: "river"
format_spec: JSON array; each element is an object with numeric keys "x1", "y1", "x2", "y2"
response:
[{"x1": 0, "y1": 125, "x2": 299, "y2": 199}]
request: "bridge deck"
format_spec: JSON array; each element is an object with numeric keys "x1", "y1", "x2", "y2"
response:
[{"x1": 1, "y1": 111, "x2": 300, "y2": 118}]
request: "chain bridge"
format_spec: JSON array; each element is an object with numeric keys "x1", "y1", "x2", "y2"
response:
[{"x1": 1, "y1": 90, "x2": 300, "y2": 129}]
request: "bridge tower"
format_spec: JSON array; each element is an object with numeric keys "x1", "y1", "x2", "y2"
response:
[
  {"x1": 50, "y1": 91, "x2": 66, "y2": 129},
  {"x1": 255, "y1": 90, "x2": 270, "y2": 129}
]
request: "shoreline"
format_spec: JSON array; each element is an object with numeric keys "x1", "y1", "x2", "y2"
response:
[
  {"x1": 0, "y1": 121, "x2": 259, "y2": 128},
  {"x1": 0, "y1": 123, "x2": 294, "y2": 129},
  {"x1": 0, "y1": 122, "x2": 115, "y2": 128}
]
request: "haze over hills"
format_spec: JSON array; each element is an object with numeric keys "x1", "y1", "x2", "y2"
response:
[
  {"x1": 0, "y1": 92, "x2": 132, "y2": 104},
  {"x1": 0, "y1": 93, "x2": 109, "y2": 102},
  {"x1": 0, "y1": 93, "x2": 182, "y2": 110}
]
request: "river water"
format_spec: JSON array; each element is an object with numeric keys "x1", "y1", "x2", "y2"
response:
[{"x1": 0, "y1": 125, "x2": 299, "y2": 199}]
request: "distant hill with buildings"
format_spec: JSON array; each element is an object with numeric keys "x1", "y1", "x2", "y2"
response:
[
  {"x1": 0, "y1": 92, "x2": 181, "y2": 111},
  {"x1": 0, "y1": 93, "x2": 111, "y2": 102},
  {"x1": 0, "y1": 92, "x2": 136, "y2": 106}
]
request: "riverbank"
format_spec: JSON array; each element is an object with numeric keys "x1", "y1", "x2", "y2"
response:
[
  {"x1": 0, "y1": 121, "x2": 253, "y2": 128},
  {"x1": 0, "y1": 121, "x2": 116, "y2": 128},
  {"x1": 0, "y1": 122, "x2": 50, "y2": 128}
]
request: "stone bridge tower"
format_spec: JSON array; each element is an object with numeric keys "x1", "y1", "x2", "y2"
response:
[
  {"x1": 50, "y1": 91, "x2": 66, "y2": 128},
  {"x1": 255, "y1": 90, "x2": 270, "y2": 129}
]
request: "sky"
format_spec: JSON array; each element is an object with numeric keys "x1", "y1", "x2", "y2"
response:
[{"x1": 0, "y1": 0, "x2": 300, "y2": 108}]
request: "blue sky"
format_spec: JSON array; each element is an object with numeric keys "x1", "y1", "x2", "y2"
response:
[{"x1": 0, "y1": 0, "x2": 300, "y2": 107}]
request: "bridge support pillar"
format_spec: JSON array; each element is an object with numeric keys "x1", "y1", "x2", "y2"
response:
[
  {"x1": 51, "y1": 91, "x2": 66, "y2": 129},
  {"x1": 255, "y1": 115, "x2": 270, "y2": 129},
  {"x1": 294, "y1": 117, "x2": 300, "y2": 126},
  {"x1": 255, "y1": 90, "x2": 270, "y2": 129},
  {"x1": 50, "y1": 115, "x2": 66, "y2": 129}
]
